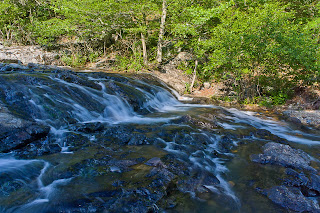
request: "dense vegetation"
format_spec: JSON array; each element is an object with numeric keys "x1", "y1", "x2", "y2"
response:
[{"x1": 0, "y1": 0, "x2": 319, "y2": 104}]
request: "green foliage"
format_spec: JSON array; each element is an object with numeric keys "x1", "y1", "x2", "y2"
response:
[
  {"x1": 184, "y1": 82, "x2": 191, "y2": 93},
  {"x1": 115, "y1": 55, "x2": 144, "y2": 71},
  {"x1": 198, "y1": 2, "x2": 319, "y2": 102},
  {"x1": 0, "y1": 0, "x2": 319, "y2": 105},
  {"x1": 61, "y1": 54, "x2": 87, "y2": 67},
  {"x1": 271, "y1": 92, "x2": 288, "y2": 105},
  {"x1": 30, "y1": 18, "x2": 74, "y2": 45}
]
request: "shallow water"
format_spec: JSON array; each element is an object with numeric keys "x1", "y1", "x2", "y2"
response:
[{"x1": 0, "y1": 70, "x2": 319, "y2": 212}]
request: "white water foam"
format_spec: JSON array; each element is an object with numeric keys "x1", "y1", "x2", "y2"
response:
[
  {"x1": 225, "y1": 108, "x2": 320, "y2": 145},
  {"x1": 2, "y1": 157, "x2": 73, "y2": 213},
  {"x1": 162, "y1": 128, "x2": 240, "y2": 205}
]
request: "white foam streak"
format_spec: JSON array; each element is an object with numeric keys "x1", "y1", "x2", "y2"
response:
[
  {"x1": 2, "y1": 157, "x2": 73, "y2": 212},
  {"x1": 0, "y1": 158, "x2": 39, "y2": 173},
  {"x1": 226, "y1": 108, "x2": 320, "y2": 145}
]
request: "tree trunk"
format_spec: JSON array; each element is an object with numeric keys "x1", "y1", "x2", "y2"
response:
[
  {"x1": 190, "y1": 60, "x2": 198, "y2": 92},
  {"x1": 141, "y1": 32, "x2": 148, "y2": 65},
  {"x1": 156, "y1": 0, "x2": 167, "y2": 64}
]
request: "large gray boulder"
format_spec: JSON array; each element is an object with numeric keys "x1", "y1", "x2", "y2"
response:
[
  {"x1": 250, "y1": 142, "x2": 316, "y2": 172},
  {"x1": 0, "y1": 45, "x2": 60, "y2": 65},
  {"x1": 264, "y1": 186, "x2": 320, "y2": 212}
]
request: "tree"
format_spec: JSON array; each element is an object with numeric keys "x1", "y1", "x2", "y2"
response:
[{"x1": 156, "y1": 0, "x2": 167, "y2": 63}]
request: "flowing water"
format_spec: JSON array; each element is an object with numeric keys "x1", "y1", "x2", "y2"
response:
[{"x1": 0, "y1": 69, "x2": 319, "y2": 212}]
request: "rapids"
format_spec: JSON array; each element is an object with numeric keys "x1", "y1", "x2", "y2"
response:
[{"x1": 0, "y1": 68, "x2": 319, "y2": 212}]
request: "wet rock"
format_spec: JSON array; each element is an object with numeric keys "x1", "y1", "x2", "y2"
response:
[
  {"x1": 310, "y1": 174, "x2": 320, "y2": 194},
  {"x1": 283, "y1": 110, "x2": 320, "y2": 129},
  {"x1": 128, "y1": 134, "x2": 149, "y2": 146},
  {"x1": 177, "y1": 170, "x2": 220, "y2": 195},
  {"x1": 18, "y1": 142, "x2": 63, "y2": 158},
  {"x1": 73, "y1": 122, "x2": 104, "y2": 133},
  {"x1": 112, "y1": 180, "x2": 125, "y2": 187},
  {"x1": 70, "y1": 156, "x2": 113, "y2": 177},
  {"x1": 283, "y1": 169, "x2": 319, "y2": 197},
  {"x1": 173, "y1": 115, "x2": 217, "y2": 130},
  {"x1": 53, "y1": 71, "x2": 102, "y2": 90},
  {"x1": 64, "y1": 132, "x2": 91, "y2": 150},
  {"x1": 0, "y1": 180, "x2": 25, "y2": 197},
  {"x1": 42, "y1": 143, "x2": 62, "y2": 155},
  {"x1": 218, "y1": 134, "x2": 237, "y2": 153},
  {"x1": 287, "y1": 117, "x2": 303, "y2": 126},
  {"x1": 285, "y1": 169, "x2": 309, "y2": 187},
  {"x1": 263, "y1": 186, "x2": 320, "y2": 212},
  {"x1": 66, "y1": 189, "x2": 122, "y2": 212},
  {"x1": 147, "y1": 167, "x2": 175, "y2": 189},
  {"x1": 108, "y1": 159, "x2": 138, "y2": 173},
  {"x1": 145, "y1": 157, "x2": 165, "y2": 167},
  {"x1": 0, "y1": 124, "x2": 50, "y2": 153},
  {"x1": 255, "y1": 129, "x2": 273, "y2": 138},
  {"x1": 162, "y1": 154, "x2": 191, "y2": 177},
  {"x1": 0, "y1": 108, "x2": 27, "y2": 135},
  {"x1": 254, "y1": 129, "x2": 284, "y2": 142},
  {"x1": 250, "y1": 142, "x2": 316, "y2": 172},
  {"x1": 67, "y1": 185, "x2": 167, "y2": 213},
  {"x1": 103, "y1": 125, "x2": 133, "y2": 145},
  {"x1": 27, "y1": 63, "x2": 63, "y2": 70},
  {"x1": 0, "y1": 63, "x2": 28, "y2": 71},
  {"x1": 108, "y1": 188, "x2": 156, "y2": 213}
]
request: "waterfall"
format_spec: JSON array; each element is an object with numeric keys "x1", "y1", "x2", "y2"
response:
[{"x1": 0, "y1": 70, "x2": 319, "y2": 213}]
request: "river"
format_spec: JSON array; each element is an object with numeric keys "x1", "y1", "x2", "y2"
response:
[{"x1": 0, "y1": 68, "x2": 319, "y2": 212}]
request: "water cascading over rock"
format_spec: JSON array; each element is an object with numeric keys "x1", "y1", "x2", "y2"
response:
[{"x1": 0, "y1": 66, "x2": 319, "y2": 213}]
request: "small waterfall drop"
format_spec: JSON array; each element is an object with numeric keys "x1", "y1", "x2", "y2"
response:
[{"x1": 0, "y1": 70, "x2": 319, "y2": 213}]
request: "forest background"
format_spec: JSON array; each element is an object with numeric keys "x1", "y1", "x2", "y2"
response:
[{"x1": 0, "y1": 0, "x2": 319, "y2": 106}]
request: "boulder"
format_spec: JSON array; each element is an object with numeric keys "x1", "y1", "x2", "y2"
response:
[
  {"x1": 0, "y1": 124, "x2": 50, "y2": 153},
  {"x1": 263, "y1": 186, "x2": 320, "y2": 212},
  {"x1": 0, "y1": 45, "x2": 61, "y2": 65},
  {"x1": 250, "y1": 142, "x2": 316, "y2": 172}
]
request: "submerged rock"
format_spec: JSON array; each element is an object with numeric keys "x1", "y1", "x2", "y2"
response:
[
  {"x1": 177, "y1": 170, "x2": 220, "y2": 195},
  {"x1": 250, "y1": 142, "x2": 316, "y2": 172},
  {"x1": 145, "y1": 157, "x2": 164, "y2": 167},
  {"x1": 107, "y1": 159, "x2": 138, "y2": 173},
  {"x1": 263, "y1": 186, "x2": 320, "y2": 212}
]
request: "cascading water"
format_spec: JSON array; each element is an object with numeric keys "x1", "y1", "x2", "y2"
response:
[{"x1": 0, "y1": 69, "x2": 319, "y2": 213}]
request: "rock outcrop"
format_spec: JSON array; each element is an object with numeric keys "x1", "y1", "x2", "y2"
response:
[
  {"x1": 251, "y1": 142, "x2": 320, "y2": 212},
  {"x1": 0, "y1": 45, "x2": 61, "y2": 65},
  {"x1": 153, "y1": 52, "x2": 193, "y2": 94}
]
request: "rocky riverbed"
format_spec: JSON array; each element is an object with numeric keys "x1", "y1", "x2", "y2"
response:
[
  {"x1": 0, "y1": 43, "x2": 320, "y2": 212},
  {"x1": 0, "y1": 57, "x2": 320, "y2": 212}
]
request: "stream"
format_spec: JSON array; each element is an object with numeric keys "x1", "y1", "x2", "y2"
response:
[{"x1": 0, "y1": 67, "x2": 319, "y2": 213}]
